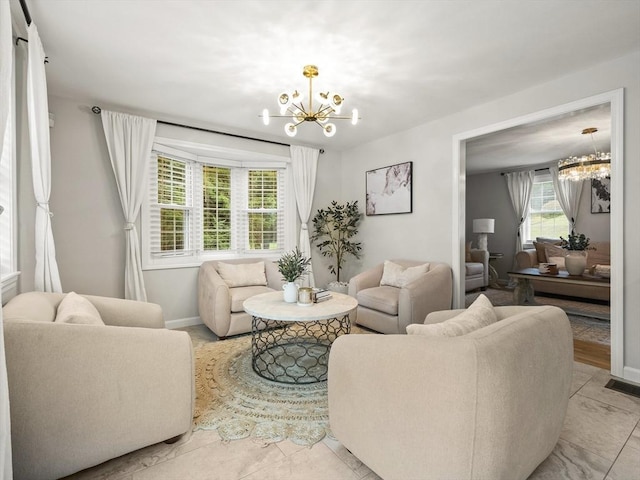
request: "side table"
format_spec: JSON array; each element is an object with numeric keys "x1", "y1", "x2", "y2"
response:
[{"x1": 488, "y1": 252, "x2": 503, "y2": 288}]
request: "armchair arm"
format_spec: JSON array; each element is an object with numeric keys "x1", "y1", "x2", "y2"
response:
[
  {"x1": 515, "y1": 250, "x2": 538, "y2": 269},
  {"x1": 198, "y1": 262, "x2": 231, "y2": 336},
  {"x1": 397, "y1": 263, "x2": 452, "y2": 331},
  {"x1": 348, "y1": 263, "x2": 384, "y2": 297},
  {"x1": 470, "y1": 249, "x2": 490, "y2": 285},
  {"x1": 328, "y1": 334, "x2": 478, "y2": 480},
  {"x1": 84, "y1": 295, "x2": 164, "y2": 328},
  {"x1": 5, "y1": 321, "x2": 194, "y2": 480}
]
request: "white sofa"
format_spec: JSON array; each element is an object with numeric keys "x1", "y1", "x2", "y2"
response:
[
  {"x1": 3, "y1": 292, "x2": 194, "y2": 480},
  {"x1": 328, "y1": 305, "x2": 573, "y2": 480}
]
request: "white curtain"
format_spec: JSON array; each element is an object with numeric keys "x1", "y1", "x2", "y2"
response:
[
  {"x1": 505, "y1": 170, "x2": 534, "y2": 267},
  {"x1": 289, "y1": 145, "x2": 319, "y2": 287},
  {"x1": 26, "y1": 23, "x2": 62, "y2": 293},
  {"x1": 100, "y1": 111, "x2": 156, "y2": 301},
  {"x1": 549, "y1": 165, "x2": 583, "y2": 234},
  {"x1": 0, "y1": 0, "x2": 13, "y2": 476}
]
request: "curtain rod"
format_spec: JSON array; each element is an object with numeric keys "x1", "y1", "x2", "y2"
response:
[
  {"x1": 91, "y1": 106, "x2": 324, "y2": 154},
  {"x1": 500, "y1": 166, "x2": 549, "y2": 176},
  {"x1": 19, "y1": 0, "x2": 32, "y2": 25}
]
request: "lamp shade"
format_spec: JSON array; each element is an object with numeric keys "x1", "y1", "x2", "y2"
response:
[{"x1": 473, "y1": 218, "x2": 495, "y2": 234}]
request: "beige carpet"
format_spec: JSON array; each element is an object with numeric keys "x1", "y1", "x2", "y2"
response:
[
  {"x1": 193, "y1": 327, "x2": 371, "y2": 447},
  {"x1": 467, "y1": 287, "x2": 610, "y2": 345}
]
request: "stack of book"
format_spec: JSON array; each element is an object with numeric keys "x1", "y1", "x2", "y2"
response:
[{"x1": 313, "y1": 288, "x2": 332, "y2": 303}]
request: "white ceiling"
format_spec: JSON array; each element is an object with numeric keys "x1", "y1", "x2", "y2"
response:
[{"x1": 11, "y1": 0, "x2": 640, "y2": 162}]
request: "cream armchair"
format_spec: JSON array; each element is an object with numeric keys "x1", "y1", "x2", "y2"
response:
[
  {"x1": 348, "y1": 260, "x2": 452, "y2": 334},
  {"x1": 465, "y1": 248, "x2": 489, "y2": 292},
  {"x1": 328, "y1": 305, "x2": 573, "y2": 480},
  {"x1": 2, "y1": 292, "x2": 194, "y2": 480},
  {"x1": 198, "y1": 258, "x2": 283, "y2": 338}
]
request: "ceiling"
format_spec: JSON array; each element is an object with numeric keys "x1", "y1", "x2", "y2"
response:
[{"x1": 10, "y1": 0, "x2": 640, "y2": 159}]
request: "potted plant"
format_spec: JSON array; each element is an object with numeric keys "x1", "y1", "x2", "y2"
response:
[
  {"x1": 310, "y1": 200, "x2": 363, "y2": 293},
  {"x1": 560, "y1": 233, "x2": 592, "y2": 275},
  {"x1": 277, "y1": 247, "x2": 312, "y2": 302}
]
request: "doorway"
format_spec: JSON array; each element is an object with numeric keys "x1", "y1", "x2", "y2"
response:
[{"x1": 452, "y1": 89, "x2": 624, "y2": 377}]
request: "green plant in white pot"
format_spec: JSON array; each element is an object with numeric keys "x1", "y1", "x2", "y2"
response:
[
  {"x1": 560, "y1": 233, "x2": 593, "y2": 276},
  {"x1": 277, "y1": 247, "x2": 311, "y2": 302},
  {"x1": 311, "y1": 200, "x2": 363, "y2": 292}
]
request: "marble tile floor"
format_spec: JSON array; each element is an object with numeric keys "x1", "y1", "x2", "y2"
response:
[{"x1": 63, "y1": 326, "x2": 640, "y2": 480}]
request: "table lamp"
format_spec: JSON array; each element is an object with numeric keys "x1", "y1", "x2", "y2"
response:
[{"x1": 473, "y1": 218, "x2": 495, "y2": 251}]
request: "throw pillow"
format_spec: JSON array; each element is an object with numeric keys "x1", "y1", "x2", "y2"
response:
[
  {"x1": 534, "y1": 238, "x2": 562, "y2": 263},
  {"x1": 217, "y1": 261, "x2": 268, "y2": 287},
  {"x1": 380, "y1": 261, "x2": 430, "y2": 288},
  {"x1": 547, "y1": 256, "x2": 566, "y2": 270},
  {"x1": 544, "y1": 244, "x2": 566, "y2": 264},
  {"x1": 55, "y1": 292, "x2": 104, "y2": 325},
  {"x1": 406, "y1": 294, "x2": 497, "y2": 337},
  {"x1": 465, "y1": 241, "x2": 472, "y2": 262}
]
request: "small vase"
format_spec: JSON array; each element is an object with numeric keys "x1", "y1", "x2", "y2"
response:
[
  {"x1": 283, "y1": 282, "x2": 298, "y2": 303},
  {"x1": 565, "y1": 251, "x2": 587, "y2": 276}
]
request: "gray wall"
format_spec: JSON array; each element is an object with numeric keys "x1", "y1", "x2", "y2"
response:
[
  {"x1": 341, "y1": 51, "x2": 640, "y2": 380},
  {"x1": 466, "y1": 171, "x2": 611, "y2": 282}
]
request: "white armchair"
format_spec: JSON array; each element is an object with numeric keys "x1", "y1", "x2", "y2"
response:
[
  {"x1": 198, "y1": 258, "x2": 283, "y2": 338},
  {"x1": 348, "y1": 260, "x2": 452, "y2": 334}
]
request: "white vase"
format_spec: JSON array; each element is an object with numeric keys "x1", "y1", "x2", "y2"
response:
[
  {"x1": 283, "y1": 282, "x2": 298, "y2": 303},
  {"x1": 565, "y1": 251, "x2": 587, "y2": 276}
]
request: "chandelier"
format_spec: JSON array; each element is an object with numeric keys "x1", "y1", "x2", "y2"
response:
[
  {"x1": 261, "y1": 65, "x2": 359, "y2": 138},
  {"x1": 557, "y1": 127, "x2": 611, "y2": 181}
]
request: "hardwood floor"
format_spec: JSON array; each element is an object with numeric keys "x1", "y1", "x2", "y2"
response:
[{"x1": 574, "y1": 339, "x2": 611, "y2": 370}]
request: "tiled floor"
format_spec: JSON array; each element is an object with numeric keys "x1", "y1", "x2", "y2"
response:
[{"x1": 64, "y1": 325, "x2": 640, "y2": 480}]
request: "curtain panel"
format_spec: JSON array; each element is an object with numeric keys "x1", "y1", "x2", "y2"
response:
[
  {"x1": 549, "y1": 165, "x2": 583, "y2": 234},
  {"x1": 0, "y1": 0, "x2": 13, "y2": 476},
  {"x1": 26, "y1": 23, "x2": 62, "y2": 293},
  {"x1": 101, "y1": 111, "x2": 157, "y2": 301},
  {"x1": 504, "y1": 170, "x2": 534, "y2": 269},
  {"x1": 289, "y1": 145, "x2": 319, "y2": 287}
]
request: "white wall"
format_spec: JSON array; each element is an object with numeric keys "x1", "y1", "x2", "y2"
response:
[{"x1": 342, "y1": 51, "x2": 640, "y2": 378}]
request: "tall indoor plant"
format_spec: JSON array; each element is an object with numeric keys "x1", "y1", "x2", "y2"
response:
[
  {"x1": 311, "y1": 200, "x2": 363, "y2": 292},
  {"x1": 277, "y1": 247, "x2": 312, "y2": 302}
]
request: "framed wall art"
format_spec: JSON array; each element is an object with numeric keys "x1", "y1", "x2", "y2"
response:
[
  {"x1": 591, "y1": 177, "x2": 610, "y2": 214},
  {"x1": 365, "y1": 161, "x2": 413, "y2": 215}
]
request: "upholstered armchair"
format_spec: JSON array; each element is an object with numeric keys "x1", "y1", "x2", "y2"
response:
[
  {"x1": 465, "y1": 248, "x2": 489, "y2": 292},
  {"x1": 198, "y1": 258, "x2": 283, "y2": 338},
  {"x1": 2, "y1": 292, "x2": 194, "y2": 480},
  {"x1": 348, "y1": 260, "x2": 452, "y2": 334}
]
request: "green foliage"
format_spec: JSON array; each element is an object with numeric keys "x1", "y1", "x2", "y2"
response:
[
  {"x1": 560, "y1": 233, "x2": 592, "y2": 251},
  {"x1": 310, "y1": 201, "x2": 363, "y2": 283},
  {"x1": 277, "y1": 247, "x2": 312, "y2": 282}
]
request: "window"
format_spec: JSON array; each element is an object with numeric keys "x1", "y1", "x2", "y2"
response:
[
  {"x1": 143, "y1": 141, "x2": 291, "y2": 269},
  {"x1": 525, "y1": 172, "x2": 569, "y2": 241}
]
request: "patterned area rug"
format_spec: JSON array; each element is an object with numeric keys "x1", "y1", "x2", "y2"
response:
[
  {"x1": 194, "y1": 331, "x2": 346, "y2": 447},
  {"x1": 467, "y1": 287, "x2": 610, "y2": 345}
]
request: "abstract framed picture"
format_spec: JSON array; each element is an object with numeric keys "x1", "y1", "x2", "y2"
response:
[
  {"x1": 365, "y1": 161, "x2": 413, "y2": 215},
  {"x1": 591, "y1": 177, "x2": 610, "y2": 214}
]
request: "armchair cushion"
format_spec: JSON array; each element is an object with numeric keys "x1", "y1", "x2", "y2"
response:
[
  {"x1": 357, "y1": 286, "x2": 399, "y2": 316},
  {"x1": 55, "y1": 292, "x2": 104, "y2": 325},
  {"x1": 229, "y1": 285, "x2": 275, "y2": 312},
  {"x1": 465, "y1": 262, "x2": 484, "y2": 276},
  {"x1": 407, "y1": 294, "x2": 496, "y2": 336},
  {"x1": 380, "y1": 260, "x2": 429, "y2": 288},
  {"x1": 217, "y1": 261, "x2": 268, "y2": 287}
]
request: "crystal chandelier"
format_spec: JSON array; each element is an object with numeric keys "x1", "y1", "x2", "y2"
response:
[
  {"x1": 557, "y1": 127, "x2": 611, "y2": 181},
  {"x1": 261, "y1": 65, "x2": 359, "y2": 138}
]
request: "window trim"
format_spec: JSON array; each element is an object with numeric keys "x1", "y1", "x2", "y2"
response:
[{"x1": 141, "y1": 138, "x2": 293, "y2": 271}]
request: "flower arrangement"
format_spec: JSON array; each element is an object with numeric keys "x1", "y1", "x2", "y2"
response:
[
  {"x1": 277, "y1": 247, "x2": 312, "y2": 283},
  {"x1": 560, "y1": 233, "x2": 593, "y2": 251}
]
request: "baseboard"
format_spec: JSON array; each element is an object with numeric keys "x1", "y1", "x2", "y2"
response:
[
  {"x1": 622, "y1": 365, "x2": 640, "y2": 385},
  {"x1": 165, "y1": 316, "x2": 203, "y2": 330}
]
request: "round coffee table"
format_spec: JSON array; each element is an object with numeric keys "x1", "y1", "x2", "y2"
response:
[{"x1": 243, "y1": 291, "x2": 357, "y2": 384}]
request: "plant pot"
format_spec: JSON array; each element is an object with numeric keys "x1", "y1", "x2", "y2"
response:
[
  {"x1": 283, "y1": 282, "x2": 298, "y2": 303},
  {"x1": 328, "y1": 281, "x2": 349, "y2": 294},
  {"x1": 565, "y1": 251, "x2": 587, "y2": 276}
]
